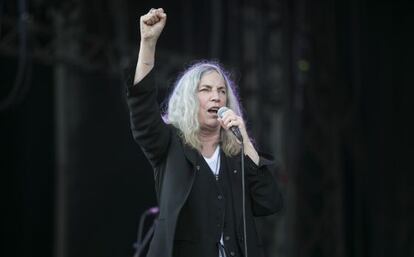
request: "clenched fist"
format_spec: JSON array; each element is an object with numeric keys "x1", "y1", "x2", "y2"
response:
[{"x1": 140, "y1": 8, "x2": 167, "y2": 42}]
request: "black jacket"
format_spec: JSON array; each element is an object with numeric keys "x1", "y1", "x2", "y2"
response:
[{"x1": 127, "y1": 70, "x2": 283, "y2": 257}]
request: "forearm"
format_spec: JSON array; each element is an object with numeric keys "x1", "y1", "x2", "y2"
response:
[
  {"x1": 244, "y1": 140, "x2": 259, "y2": 165},
  {"x1": 134, "y1": 7, "x2": 166, "y2": 85},
  {"x1": 134, "y1": 40, "x2": 156, "y2": 85}
]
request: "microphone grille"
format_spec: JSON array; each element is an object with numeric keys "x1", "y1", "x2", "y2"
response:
[{"x1": 217, "y1": 107, "x2": 229, "y2": 118}]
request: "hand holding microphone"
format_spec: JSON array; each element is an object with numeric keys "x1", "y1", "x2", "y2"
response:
[
  {"x1": 218, "y1": 106, "x2": 260, "y2": 165},
  {"x1": 217, "y1": 107, "x2": 244, "y2": 142}
]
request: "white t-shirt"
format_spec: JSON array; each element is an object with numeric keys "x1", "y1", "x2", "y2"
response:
[{"x1": 203, "y1": 145, "x2": 221, "y2": 178}]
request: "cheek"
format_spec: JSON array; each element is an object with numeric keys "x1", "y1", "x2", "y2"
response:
[
  {"x1": 196, "y1": 99, "x2": 204, "y2": 115},
  {"x1": 198, "y1": 95, "x2": 207, "y2": 108},
  {"x1": 197, "y1": 106, "x2": 203, "y2": 117}
]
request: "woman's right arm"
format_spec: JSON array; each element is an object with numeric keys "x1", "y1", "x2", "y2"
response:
[
  {"x1": 134, "y1": 8, "x2": 167, "y2": 84},
  {"x1": 127, "y1": 8, "x2": 170, "y2": 168}
]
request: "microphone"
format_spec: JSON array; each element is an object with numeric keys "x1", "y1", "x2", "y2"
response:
[{"x1": 217, "y1": 107, "x2": 243, "y2": 142}]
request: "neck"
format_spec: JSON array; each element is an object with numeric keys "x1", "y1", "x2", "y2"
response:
[{"x1": 199, "y1": 127, "x2": 221, "y2": 156}]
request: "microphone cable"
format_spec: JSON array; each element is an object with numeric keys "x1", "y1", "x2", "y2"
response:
[
  {"x1": 240, "y1": 138, "x2": 248, "y2": 257},
  {"x1": 217, "y1": 106, "x2": 248, "y2": 256}
]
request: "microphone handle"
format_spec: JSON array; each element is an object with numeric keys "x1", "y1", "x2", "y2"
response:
[{"x1": 230, "y1": 126, "x2": 243, "y2": 142}]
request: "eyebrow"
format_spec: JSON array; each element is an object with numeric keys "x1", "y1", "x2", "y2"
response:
[{"x1": 199, "y1": 84, "x2": 226, "y2": 90}]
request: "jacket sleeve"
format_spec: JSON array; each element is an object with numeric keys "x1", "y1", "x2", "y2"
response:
[
  {"x1": 245, "y1": 153, "x2": 284, "y2": 216},
  {"x1": 126, "y1": 69, "x2": 171, "y2": 168}
]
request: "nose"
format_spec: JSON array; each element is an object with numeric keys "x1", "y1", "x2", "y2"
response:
[{"x1": 211, "y1": 89, "x2": 220, "y2": 102}]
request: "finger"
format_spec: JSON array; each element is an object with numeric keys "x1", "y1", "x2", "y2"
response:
[
  {"x1": 222, "y1": 117, "x2": 232, "y2": 127},
  {"x1": 143, "y1": 17, "x2": 154, "y2": 25},
  {"x1": 156, "y1": 12, "x2": 166, "y2": 20},
  {"x1": 147, "y1": 15, "x2": 158, "y2": 25},
  {"x1": 222, "y1": 114, "x2": 237, "y2": 126},
  {"x1": 222, "y1": 117, "x2": 232, "y2": 128},
  {"x1": 155, "y1": 9, "x2": 167, "y2": 22},
  {"x1": 143, "y1": 10, "x2": 159, "y2": 22},
  {"x1": 142, "y1": 14, "x2": 153, "y2": 25},
  {"x1": 152, "y1": 15, "x2": 160, "y2": 23},
  {"x1": 227, "y1": 119, "x2": 240, "y2": 129},
  {"x1": 149, "y1": 12, "x2": 158, "y2": 22},
  {"x1": 217, "y1": 117, "x2": 225, "y2": 126},
  {"x1": 218, "y1": 119, "x2": 229, "y2": 130}
]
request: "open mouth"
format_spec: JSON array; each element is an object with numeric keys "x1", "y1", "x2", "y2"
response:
[{"x1": 207, "y1": 107, "x2": 219, "y2": 115}]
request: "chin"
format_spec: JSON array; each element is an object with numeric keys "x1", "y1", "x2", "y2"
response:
[
  {"x1": 202, "y1": 122, "x2": 220, "y2": 131},
  {"x1": 210, "y1": 124, "x2": 221, "y2": 131}
]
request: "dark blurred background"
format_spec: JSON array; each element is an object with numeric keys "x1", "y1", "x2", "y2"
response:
[{"x1": 1, "y1": 0, "x2": 411, "y2": 257}]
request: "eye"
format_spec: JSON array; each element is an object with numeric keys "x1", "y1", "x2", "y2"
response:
[{"x1": 218, "y1": 88, "x2": 226, "y2": 94}]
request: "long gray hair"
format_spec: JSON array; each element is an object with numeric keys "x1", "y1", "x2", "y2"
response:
[{"x1": 164, "y1": 61, "x2": 243, "y2": 156}]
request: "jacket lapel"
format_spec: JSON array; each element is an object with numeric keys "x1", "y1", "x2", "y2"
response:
[{"x1": 182, "y1": 143, "x2": 198, "y2": 166}]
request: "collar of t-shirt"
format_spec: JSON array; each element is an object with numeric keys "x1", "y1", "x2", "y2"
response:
[{"x1": 203, "y1": 145, "x2": 221, "y2": 176}]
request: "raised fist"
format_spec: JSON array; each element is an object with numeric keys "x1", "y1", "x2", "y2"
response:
[{"x1": 140, "y1": 8, "x2": 167, "y2": 42}]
